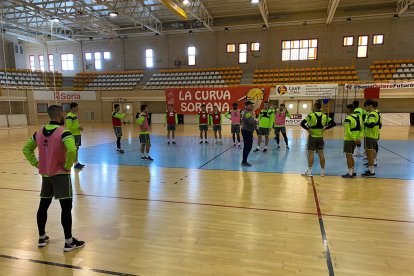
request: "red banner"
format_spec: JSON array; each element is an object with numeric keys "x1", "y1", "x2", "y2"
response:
[{"x1": 165, "y1": 86, "x2": 271, "y2": 114}]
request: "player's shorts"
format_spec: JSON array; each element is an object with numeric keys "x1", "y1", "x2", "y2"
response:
[
  {"x1": 41, "y1": 174, "x2": 72, "y2": 200},
  {"x1": 114, "y1": 126, "x2": 123, "y2": 137},
  {"x1": 199, "y1": 125, "x2": 208, "y2": 132},
  {"x1": 167, "y1": 124, "x2": 176, "y2": 131},
  {"x1": 258, "y1": 127, "x2": 270, "y2": 136},
  {"x1": 231, "y1": 124, "x2": 241, "y2": 134},
  {"x1": 307, "y1": 136, "x2": 325, "y2": 151},
  {"x1": 274, "y1": 126, "x2": 286, "y2": 134},
  {"x1": 364, "y1": 137, "x2": 378, "y2": 150},
  {"x1": 74, "y1": 135, "x2": 81, "y2": 147},
  {"x1": 139, "y1": 134, "x2": 151, "y2": 144},
  {"x1": 343, "y1": 140, "x2": 356, "y2": 154},
  {"x1": 213, "y1": 125, "x2": 221, "y2": 132}
]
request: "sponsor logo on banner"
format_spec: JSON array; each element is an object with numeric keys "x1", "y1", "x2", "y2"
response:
[
  {"x1": 34, "y1": 90, "x2": 96, "y2": 101},
  {"x1": 165, "y1": 86, "x2": 271, "y2": 114},
  {"x1": 286, "y1": 114, "x2": 305, "y2": 125},
  {"x1": 275, "y1": 84, "x2": 338, "y2": 97},
  {"x1": 345, "y1": 82, "x2": 414, "y2": 90}
]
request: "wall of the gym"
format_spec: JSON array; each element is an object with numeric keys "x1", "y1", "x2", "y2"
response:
[
  {"x1": 0, "y1": 34, "x2": 17, "y2": 69},
  {"x1": 20, "y1": 17, "x2": 414, "y2": 76}
]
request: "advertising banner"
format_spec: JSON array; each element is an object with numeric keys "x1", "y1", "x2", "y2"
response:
[
  {"x1": 344, "y1": 82, "x2": 414, "y2": 90},
  {"x1": 33, "y1": 90, "x2": 97, "y2": 101},
  {"x1": 165, "y1": 86, "x2": 271, "y2": 114},
  {"x1": 285, "y1": 113, "x2": 306, "y2": 126},
  {"x1": 275, "y1": 84, "x2": 338, "y2": 98}
]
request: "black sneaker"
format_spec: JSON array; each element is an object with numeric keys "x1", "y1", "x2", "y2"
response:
[
  {"x1": 204, "y1": 141, "x2": 209, "y2": 144},
  {"x1": 238, "y1": 145, "x2": 242, "y2": 149},
  {"x1": 147, "y1": 156, "x2": 154, "y2": 161},
  {"x1": 364, "y1": 163, "x2": 378, "y2": 167},
  {"x1": 253, "y1": 148, "x2": 260, "y2": 152},
  {"x1": 141, "y1": 156, "x2": 147, "y2": 160},
  {"x1": 167, "y1": 141, "x2": 170, "y2": 145},
  {"x1": 117, "y1": 149, "x2": 124, "y2": 154},
  {"x1": 241, "y1": 162, "x2": 252, "y2": 167},
  {"x1": 361, "y1": 171, "x2": 376, "y2": 177},
  {"x1": 263, "y1": 148, "x2": 268, "y2": 153},
  {"x1": 199, "y1": 141, "x2": 203, "y2": 144},
  {"x1": 172, "y1": 141, "x2": 176, "y2": 144},
  {"x1": 64, "y1": 238, "x2": 85, "y2": 252},
  {"x1": 38, "y1": 236, "x2": 50, "y2": 248}
]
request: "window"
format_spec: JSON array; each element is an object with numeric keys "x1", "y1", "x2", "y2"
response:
[
  {"x1": 343, "y1": 36, "x2": 354, "y2": 46},
  {"x1": 357, "y1": 35, "x2": 368, "y2": 58},
  {"x1": 48, "y1": 54, "x2": 54, "y2": 71},
  {"x1": 188, "y1": 46, "x2": 196, "y2": 66},
  {"x1": 85, "y1": 52, "x2": 92, "y2": 60},
  {"x1": 29, "y1": 55, "x2": 35, "y2": 70},
  {"x1": 15, "y1": 45, "x2": 19, "y2": 54},
  {"x1": 281, "y1": 39, "x2": 317, "y2": 61},
  {"x1": 61, "y1": 54, "x2": 74, "y2": 71},
  {"x1": 373, "y1": 34, "x2": 384, "y2": 45},
  {"x1": 251, "y1": 42, "x2": 260, "y2": 52},
  {"x1": 94, "y1": 52, "x2": 102, "y2": 70},
  {"x1": 103, "y1": 51, "x2": 111, "y2": 60},
  {"x1": 145, "y1": 49, "x2": 154, "y2": 68},
  {"x1": 37, "y1": 103, "x2": 48, "y2": 114},
  {"x1": 239, "y1": 43, "x2": 247, "y2": 64},
  {"x1": 226, "y1": 44, "x2": 236, "y2": 53},
  {"x1": 39, "y1": 55, "x2": 45, "y2": 71}
]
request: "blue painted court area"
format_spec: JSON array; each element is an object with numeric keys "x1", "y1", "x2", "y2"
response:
[{"x1": 80, "y1": 135, "x2": 414, "y2": 180}]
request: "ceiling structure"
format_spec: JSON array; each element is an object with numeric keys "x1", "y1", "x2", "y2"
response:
[{"x1": 0, "y1": 0, "x2": 413, "y2": 43}]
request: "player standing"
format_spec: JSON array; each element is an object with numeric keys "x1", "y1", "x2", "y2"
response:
[
  {"x1": 164, "y1": 104, "x2": 178, "y2": 145},
  {"x1": 241, "y1": 101, "x2": 258, "y2": 166},
  {"x1": 225, "y1": 103, "x2": 242, "y2": 149},
  {"x1": 22, "y1": 105, "x2": 85, "y2": 252},
  {"x1": 342, "y1": 104, "x2": 363, "y2": 178},
  {"x1": 274, "y1": 103, "x2": 291, "y2": 150},
  {"x1": 352, "y1": 100, "x2": 366, "y2": 157},
  {"x1": 254, "y1": 101, "x2": 274, "y2": 153},
  {"x1": 362, "y1": 100, "x2": 380, "y2": 177},
  {"x1": 66, "y1": 102, "x2": 84, "y2": 169},
  {"x1": 136, "y1": 105, "x2": 154, "y2": 161},
  {"x1": 210, "y1": 106, "x2": 223, "y2": 144},
  {"x1": 112, "y1": 104, "x2": 126, "y2": 153},
  {"x1": 198, "y1": 104, "x2": 209, "y2": 144},
  {"x1": 300, "y1": 102, "x2": 336, "y2": 177}
]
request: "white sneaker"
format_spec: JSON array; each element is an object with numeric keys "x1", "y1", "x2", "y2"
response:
[
  {"x1": 320, "y1": 169, "x2": 325, "y2": 177},
  {"x1": 302, "y1": 170, "x2": 313, "y2": 177}
]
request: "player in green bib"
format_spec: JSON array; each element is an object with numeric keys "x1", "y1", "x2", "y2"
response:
[
  {"x1": 254, "y1": 101, "x2": 275, "y2": 153},
  {"x1": 352, "y1": 100, "x2": 366, "y2": 157},
  {"x1": 66, "y1": 102, "x2": 84, "y2": 169},
  {"x1": 342, "y1": 104, "x2": 363, "y2": 178},
  {"x1": 300, "y1": 102, "x2": 336, "y2": 177},
  {"x1": 362, "y1": 100, "x2": 380, "y2": 177}
]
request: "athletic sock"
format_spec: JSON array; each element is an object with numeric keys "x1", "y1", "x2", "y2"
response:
[
  {"x1": 40, "y1": 234, "x2": 47, "y2": 239},
  {"x1": 65, "y1": 237, "x2": 73, "y2": 244},
  {"x1": 348, "y1": 168, "x2": 353, "y2": 175},
  {"x1": 141, "y1": 152, "x2": 145, "y2": 158},
  {"x1": 369, "y1": 166, "x2": 375, "y2": 174},
  {"x1": 256, "y1": 146, "x2": 260, "y2": 150}
]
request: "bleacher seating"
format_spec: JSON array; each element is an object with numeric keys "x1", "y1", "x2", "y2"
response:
[
  {"x1": 253, "y1": 66, "x2": 358, "y2": 85},
  {"x1": 74, "y1": 70, "x2": 144, "y2": 91},
  {"x1": 143, "y1": 67, "x2": 242, "y2": 89},
  {"x1": 370, "y1": 59, "x2": 414, "y2": 82},
  {"x1": 0, "y1": 69, "x2": 60, "y2": 89}
]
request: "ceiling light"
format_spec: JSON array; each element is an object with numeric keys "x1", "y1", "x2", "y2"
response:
[
  {"x1": 262, "y1": 24, "x2": 267, "y2": 30},
  {"x1": 89, "y1": 37, "x2": 93, "y2": 41},
  {"x1": 108, "y1": 11, "x2": 118, "y2": 17},
  {"x1": 251, "y1": 0, "x2": 260, "y2": 4},
  {"x1": 189, "y1": 30, "x2": 193, "y2": 35},
  {"x1": 393, "y1": 14, "x2": 399, "y2": 19},
  {"x1": 224, "y1": 27, "x2": 229, "y2": 32},
  {"x1": 183, "y1": 0, "x2": 190, "y2": 5},
  {"x1": 50, "y1": 17, "x2": 60, "y2": 23},
  {"x1": 346, "y1": 17, "x2": 351, "y2": 23}
]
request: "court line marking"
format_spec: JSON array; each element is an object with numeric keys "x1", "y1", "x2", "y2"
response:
[
  {"x1": 378, "y1": 144, "x2": 414, "y2": 164},
  {"x1": 310, "y1": 176, "x2": 335, "y2": 276},
  {"x1": 0, "y1": 254, "x2": 138, "y2": 276},
  {"x1": 198, "y1": 145, "x2": 234, "y2": 169},
  {"x1": 1, "y1": 186, "x2": 413, "y2": 224}
]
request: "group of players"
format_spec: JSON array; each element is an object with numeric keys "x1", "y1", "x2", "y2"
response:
[
  {"x1": 19, "y1": 97, "x2": 381, "y2": 253},
  {"x1": 110, "y1": 99, "x2": 382, "y2": 178}
]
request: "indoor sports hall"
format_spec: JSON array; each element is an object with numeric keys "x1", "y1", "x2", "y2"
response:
[{"x1": 0, "y1": 1, "x2": 414, "y2": 275}]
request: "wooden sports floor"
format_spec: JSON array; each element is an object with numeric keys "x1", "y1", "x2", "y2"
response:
[{"x1": 0, "y1": 124, "x2": 414, "y2": 276}]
